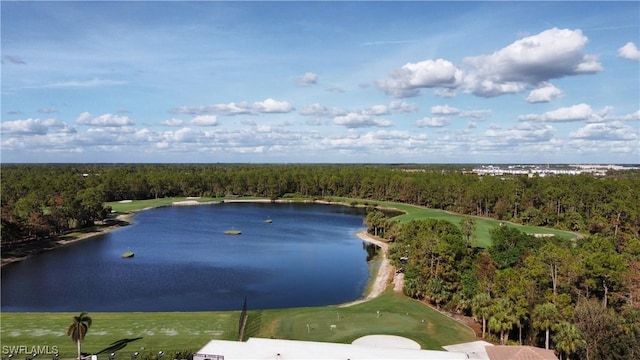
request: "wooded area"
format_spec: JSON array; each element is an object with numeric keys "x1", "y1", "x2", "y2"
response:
[{"x1": 1, "y1": 163, "x2": 638, "y2": 359}]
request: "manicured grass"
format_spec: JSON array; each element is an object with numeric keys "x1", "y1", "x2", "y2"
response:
[
  {"x1": 247, "y1": 290, "x2": 475, "y2": 349},
  {"x1": 335, "y1": 198, "x2": 576, "y2": 247},
  {"x1": 0, "y1": 311, "x2": 240, "y2": 359},
  {"x1": 0, "y1": 292, "x2": 475, "y2": 359},
  {"x1": 106, "y1": 198, "x2": 221, "y2": 213}
]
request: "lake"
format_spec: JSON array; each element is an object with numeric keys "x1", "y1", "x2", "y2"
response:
[{"x1": 0, "y1": 202, "x2": 373, "y2": 312}]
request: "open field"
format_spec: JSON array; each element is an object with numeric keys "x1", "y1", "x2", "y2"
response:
[{"x1": 0, "y1": 291, "x2": 476, "y2": 359}]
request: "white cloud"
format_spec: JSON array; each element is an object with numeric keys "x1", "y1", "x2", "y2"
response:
[
  {"x1": 333, "y1": 112, "x2": 393, "y2": 128},
  {"x1": 299, "y1": 104, "x2": 347, "y2": 118},
  {"x1": 161, "y1": 118, "x2": 185, "y2": 126},
  {"x1": 430, "y1": 105, "x2": 491, "y2": 120},
  {"x1": 190, "y1": 115, "x2": 218, "y2": 126},
  {"x1": 388, "y1": 100, "x2": 418, "y2": 113},
  {"x1": 518, "y1": 103, "x2": 604, "y2": 123},
  {"x1": 619, "y1": 110, "x2": 640, "y2": 121},
  {"x1": 484, "y1": 122, "x2": 555, "y2": 143},
  {"x1": 253, "y1": 98, "x2": 294, "y2": 113},
  {"x1": 1, "y1": 118, "x2": 74, "y2": 135},
  {"x1": 569, "y1": 121, "x2": 638, "y2": 140},
  {"x1": 364, "y1": 104, "x2": 389, "y2": 116},
  {"x1": 76, "y1": 112, "x2": 134, "y2": 127},
  {"x1": 525, "y1": 83, "x2": 564, "y2": 103},
  {"x1": 377, "y1": 59, "x2": 463, "y2": 98},
  {"x1": 464, "y1": 28, "x2": 602, "y2": 97},
  {"x1": 431, "y1": 105, "x2": 461, "y2": 115},
  {"x1": 212, "y1": 102, "x2": 253, "y2": 115},
  {"x1": 617, "y1": 42, "x2": 640, "y2": 61},
  {"x1": 416, "y1": 117, "x2": 450, "y2": 128},
  {"x1": 295, "y1": 72, "x2": 318, "y2": 87}
]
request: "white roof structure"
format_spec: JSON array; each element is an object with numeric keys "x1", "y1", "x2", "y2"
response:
[
  {"x1": 443, "y1": 341, "x2": 493, "y2": 360},
  {"x1": 195, "y1": 337, "x2": 468, "y2": 360}
]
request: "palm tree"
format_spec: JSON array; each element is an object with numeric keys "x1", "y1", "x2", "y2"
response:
[
  {"x1": 67, "y1": 312, "x2": 92, "y2": 360},
  {"x1": 533, "y1": 302, "x2": 559, "y2": 350},
  {"x1": 488, "y1": 298, "x2": 516, "y2": 344},
  {"x1": 552, "y1": 321, "x2": 586, "y2": 360},
  {"x1": 471, "y1": 292, "x2": 492, "y2": 338}
]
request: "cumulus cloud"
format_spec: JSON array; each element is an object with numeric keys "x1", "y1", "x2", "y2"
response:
[
  {"x1": 484, "y1": 122, "x2": 555, "y2": 143},
  {"x1": 431, "y1": 105, "x2": 461, "y2": 115},
  {"x1": 525, "y1": 83, "x2": 564, "y2": 103},
  {"x1": 253, "y1": 98, "x2": 294, "y2": 113},
  {"x1": 161, "y1": 118, "x2": 185, "y2": 126},
  {"x1": 295, "y1": 72, "x2": 318, "y2": 87},
  {"x1": 416, "y1": 117, "x2": 450, "y2": 128},
  {"x1": 364, "y1": 104, "x2": 389, "y2": 116},
  {"x1": 389, "y1": 100, "x2": 418, "y2": 113},
  {"x1": 619, "y1": 110, "x2": 640, "y2": 121},
  {"x1": 190, "y1": 115, "x2": 218, "y2": 126},
  {"x1": 377, "y1": 59, "x2": 463, "y2": 97},
  {"x1": 212, "y1": 102, "x2": 253, "y2": 115},
  {"x1": 517, "y1": 103, "x2": 604, "y2": 123},
  {"x1": 431, "y1": 105, "x2": 491, "y2": 120},
  {"x1": 76, "y1": 112, "x2": 134, "y2": 127},
  {"x1": 618, "y1": 42, "x2": 640, "y2": 61},
  {"x1": 299, "y1": 104, "x2": 347, "y2": 118},
  {"x1": 569, "y1": 121, "x2": 638, "y2": 140},
  {"x1": 333, "y1": 112, "x2": 393, "y2": 128},
  {"x1": 1, "y1": 118, "x2": 75, "y2": 135},
  {"x1": 464, "y1": 28, "x2": 602, "y2": 97}
]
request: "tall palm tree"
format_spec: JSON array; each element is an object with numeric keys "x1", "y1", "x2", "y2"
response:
[
  {"x1": 471, "y1": 292, "x2": 492, "y2": 338},
  {"x1": 533, "y1": 302, "x2": 559, "y2": 350},
  {"x1": 488, "y1": 298, "x2": 516, "y2": 344},
  {"x1": 67, "y1": 312, "x2": 92, "y2": 360}
]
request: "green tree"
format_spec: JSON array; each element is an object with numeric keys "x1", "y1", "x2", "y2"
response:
[
  {"x1": 533, "y1": 302, "x2": 560, "y2": 350},
  {"x1": 67, "y1": 312, "x2": 92, "y2": 360},
  {"x1": 488, "y1": 297, "x2": 517, "y2": 344},
  {"x1": 552, "y1": 321, "x2": 586, "y2": 360},
  {"x1": 471, "y1": 292, "x2": 492, "y2": 338},
  {"x1": 460, "y1": 216, "x2": 476, "y2": 247}
]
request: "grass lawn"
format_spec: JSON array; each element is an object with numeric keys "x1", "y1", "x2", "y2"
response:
[
  {"x1": 334, "y1": 198, "x2": 577, "y2": 247},
  {"x1": 0, "y1": 292, "x2": 475, "y2": 359},
  {"x1": 106, "y1": 197, "x2": 221, "y2": 213}
]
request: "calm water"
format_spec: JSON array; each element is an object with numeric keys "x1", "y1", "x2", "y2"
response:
[{"x1": 1, "y1": 203, "x2": 372, "y2": 312}]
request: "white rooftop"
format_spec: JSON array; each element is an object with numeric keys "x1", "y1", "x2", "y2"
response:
[
  {"x1": 442, "y1": 341, "x2": 493, "y2": 360},
  {"x1": 195, "y1": 337, "x2": 468, "y2": 360}
]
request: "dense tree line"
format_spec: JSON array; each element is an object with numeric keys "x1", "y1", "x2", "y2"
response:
[
  {"x1": 1, "y1": 163, "x2": 638, "y2": 247},
  {"x1": 377, "y1": 215, "x2": 640, "y2": 359}
]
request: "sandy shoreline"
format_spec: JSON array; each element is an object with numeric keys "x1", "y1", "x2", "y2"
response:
[{"x1": 340, "y1": 231, "x2": 402, "y2": 307}]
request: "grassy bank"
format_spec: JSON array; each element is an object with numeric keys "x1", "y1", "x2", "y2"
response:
[{"x1": 0, "y1": 291, "x2": 476, "y2": 359}]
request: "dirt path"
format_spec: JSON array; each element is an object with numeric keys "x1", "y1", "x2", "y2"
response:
[{"x1": 340, "y1": 231, "x2": 403, "y2": 307}]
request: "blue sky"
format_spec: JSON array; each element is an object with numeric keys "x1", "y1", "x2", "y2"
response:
[{"x1": 1, "y1": 1, "x2": 639, "y2": 164}]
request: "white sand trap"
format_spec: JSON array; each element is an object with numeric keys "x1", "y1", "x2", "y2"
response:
[
  {"x1": 172, "y1": 200, "x2": 200, "y2": 206},
  {"x1": 118, "y1": 200, "x2": 133, "y2": 203},
  {"x1": 352, "y1": 334, "x2": 421, "y2": 350}
]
